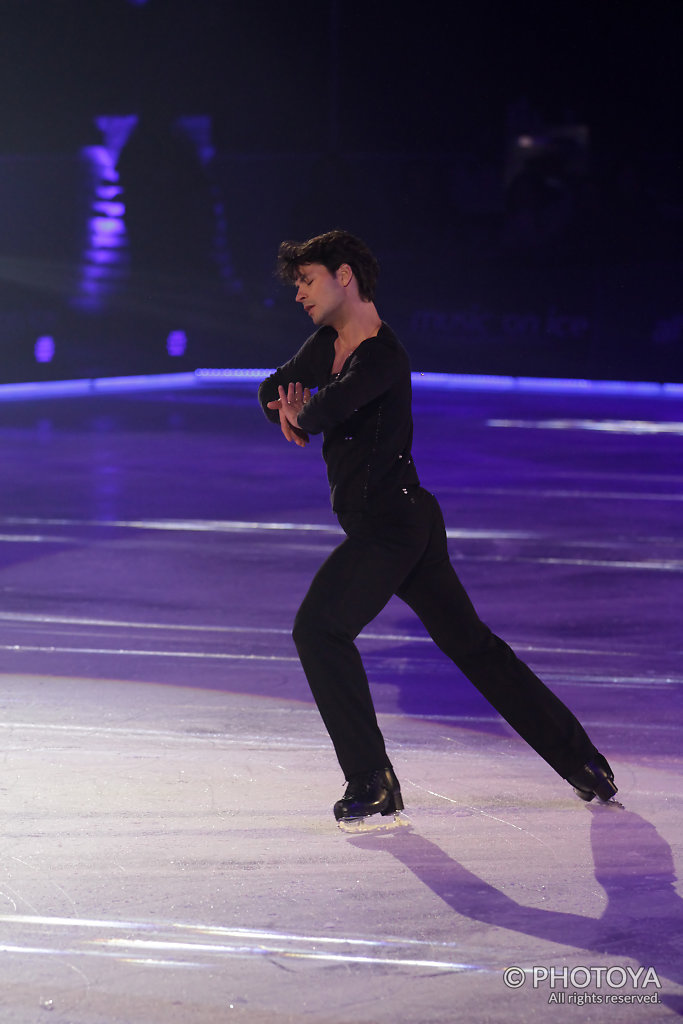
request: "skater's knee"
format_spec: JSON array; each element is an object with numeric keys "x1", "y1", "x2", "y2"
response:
[
  {"x1": 292, "y1": 602, "x2": 328, "y2": 649},
  {"x1": 293, "y1": 600, "x2": 348, "y2": 652}
]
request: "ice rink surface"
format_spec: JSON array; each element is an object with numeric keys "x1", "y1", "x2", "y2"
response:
[{"x1": 0, "y1": 375, "x2": 681, "y2": 1023}]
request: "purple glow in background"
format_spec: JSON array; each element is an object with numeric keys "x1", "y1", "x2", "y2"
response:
[
  {"x1": 0, "y1": 3, "x2": 680, "y2": 385},
  {"x1": 34, "y1": 335, "x2": 55, "y2": 363},
  {"x1": 166, "y1": 330, "x2": 188, "y2": 357},
  {"x1": 75, "y1": 116, "x2": 137, "y2": 311}
]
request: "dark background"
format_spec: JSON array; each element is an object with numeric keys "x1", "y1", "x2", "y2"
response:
[{"x1": 1, "y1": 0, "x2": 681, "y2": 382}]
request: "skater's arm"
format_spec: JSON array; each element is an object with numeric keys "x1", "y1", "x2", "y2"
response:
[
  {"x1": 297, "y1": 334, "x2": 402, "y2": 435},
  {"x1": 266, "y1": 383, "x2": 312, "y2": 446},
  {"x1": 258, "y1": 333, "x2": 325, "y2": 445},
  {"x1": 258, "y1": 357, "x2": 313, "y2": 426}
]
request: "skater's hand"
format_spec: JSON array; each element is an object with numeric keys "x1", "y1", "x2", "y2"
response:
[{"x1": 267, "y1": 383, "x2": 311, "y2": 447}]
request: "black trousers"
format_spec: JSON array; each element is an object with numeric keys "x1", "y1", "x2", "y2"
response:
[{"x1": 292, "y1": 486, "x2": 597, "y2": 781}]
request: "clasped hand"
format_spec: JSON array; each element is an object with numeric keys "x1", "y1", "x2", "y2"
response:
[{"x1": 267, "y1": 382, "x2": 312, "y2": 447}]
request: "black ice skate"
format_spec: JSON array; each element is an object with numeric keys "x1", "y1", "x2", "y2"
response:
[
  {"x1": 568, "y1": 753, "x2": 618, "y2": 802},
  {"x1": 334, "y1": 768, "x2": 406, "y2": 832}
]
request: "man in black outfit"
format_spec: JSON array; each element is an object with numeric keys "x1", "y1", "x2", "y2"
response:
[{"x1": 258, "y1": 229, "x2": 617, "y2": 828}]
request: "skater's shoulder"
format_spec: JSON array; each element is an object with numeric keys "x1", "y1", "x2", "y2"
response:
[
  {"x1": 292, "y1": 325, "x2": 337, "y2": 361},
  {"x1": 367, "y1": 322, "x2": 411, "y2": 365}
]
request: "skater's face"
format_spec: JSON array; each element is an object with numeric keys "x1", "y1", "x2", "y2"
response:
[{"x1": 293, "y1": 262, "x2": 351, "y2": 327}]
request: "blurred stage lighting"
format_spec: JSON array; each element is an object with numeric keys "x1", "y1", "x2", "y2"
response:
[
  {"x1": 34, "y1": 336, "x2": 56, "y2": 364},
  {"x1": 166, "y1": 330, "x2": 188, "y2": 357}
]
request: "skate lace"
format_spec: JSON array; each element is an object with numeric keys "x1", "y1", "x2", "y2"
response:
[{"x1": 343, "y1": 770, "x2": 385, "y2": 799}]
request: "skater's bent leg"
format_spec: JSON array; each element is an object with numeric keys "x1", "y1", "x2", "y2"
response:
[{"x1": 293, "y1": 530, "x2": 418, "y2": 778}]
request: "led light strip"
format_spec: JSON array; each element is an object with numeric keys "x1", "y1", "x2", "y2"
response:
[{"x1": 0, "y1": 369, "x2": 681, "y2": 401}]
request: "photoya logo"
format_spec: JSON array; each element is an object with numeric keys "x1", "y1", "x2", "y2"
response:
[{"x1": 504, "y1": 964, "x2": 661, "y2": 996}]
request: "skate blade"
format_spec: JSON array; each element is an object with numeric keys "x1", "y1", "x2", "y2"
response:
[{"x1": 337, "y1": 811, "x2": 410, "y2": 834}]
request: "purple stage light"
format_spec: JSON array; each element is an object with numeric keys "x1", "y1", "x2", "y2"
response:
[
  {"x1": 74, "y1": 116, "x2": 138, "y2": 310},
  {"x1": 34, "y1": 336, "x2": 56, "y2": 364},
  {"x1": 166, "y1": 331, "x2": 188, "y2": 357}
]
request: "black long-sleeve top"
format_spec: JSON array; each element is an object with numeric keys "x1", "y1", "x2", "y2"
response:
[{"x1": 258, "y1": 322, "x2": 420, "y2": 513}]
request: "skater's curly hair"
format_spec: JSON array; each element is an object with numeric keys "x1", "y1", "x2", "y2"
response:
[{"x1": 276, "y1": 229, "x2": 379, "y2": 302}]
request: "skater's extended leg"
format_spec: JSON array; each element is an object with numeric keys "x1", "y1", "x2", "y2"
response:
[{"x1": 397, "y1": 491, "x2": 612, "y2": 784}]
